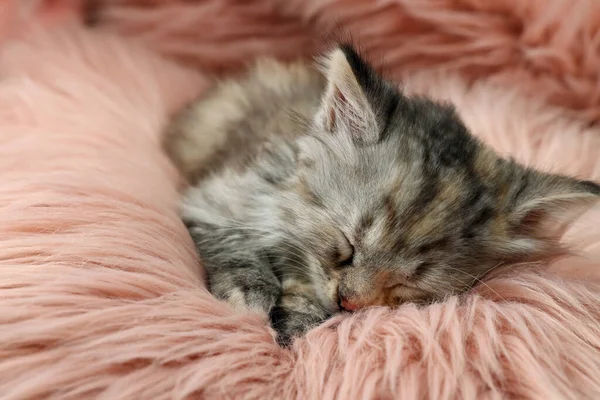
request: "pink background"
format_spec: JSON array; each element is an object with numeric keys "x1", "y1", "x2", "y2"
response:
[{"x1": 0, "y1": 1, "x2": 599, "y2": 398}]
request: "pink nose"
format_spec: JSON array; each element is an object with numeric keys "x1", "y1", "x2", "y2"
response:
[{"x1": 340, "y1": 298, "x2": 361, "y2": 311}]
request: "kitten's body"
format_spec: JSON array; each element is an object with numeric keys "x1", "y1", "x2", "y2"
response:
[
  {"x1": 166, "y1": 59, "x2": 324, "y2": 182},
  {"x1": 165, "y1": 46, "x2": 600, "y2": 346},
  {"x1": 166, "y1": 59, "x2": 337, "y2": 336}
]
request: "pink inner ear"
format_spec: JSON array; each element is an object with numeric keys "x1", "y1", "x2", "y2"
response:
[
  {"x1": 327, "y1": 102, "x2": 336, "y2": 131},
  {"x1": 335, "y1": 86, "x2": 348, "y2": 106},
  {"x1": 327, "y1": 86, "x2": 347, "y2": 131},
  {"x1": 518, "y1": 201, "x2": 590, "y2": 241},
  {"x1": 518, "y1": 208, "x2": 548, "y2": 236}
]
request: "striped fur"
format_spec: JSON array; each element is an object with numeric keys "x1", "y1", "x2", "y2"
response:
[{"x1": 164, "y1": 45, "x2": 600, "y2": 346}]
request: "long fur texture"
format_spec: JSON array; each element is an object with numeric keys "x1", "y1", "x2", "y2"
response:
[
  {"x1": 93, "y1": 0, "x2": 600, "y2": 122},
  {"x1": 0, "y1": 1, "x2": 599, "y2": 399}
]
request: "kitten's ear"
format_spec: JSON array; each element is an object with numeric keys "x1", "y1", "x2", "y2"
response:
[
  {"x1": 509, "y1": 171, "x2": 600, "y2": 253},
  {"x1": 316, "y1": 45, "x2": 397, "y2": 145}
]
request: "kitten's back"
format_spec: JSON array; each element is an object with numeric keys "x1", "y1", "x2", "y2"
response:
[{"x1": 164, "y1": 59, "x2": 325, "y2": 184}]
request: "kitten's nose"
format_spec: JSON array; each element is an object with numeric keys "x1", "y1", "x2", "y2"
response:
[{"x1": 339, "y1": 296, "x2": 361, "y2": 311}]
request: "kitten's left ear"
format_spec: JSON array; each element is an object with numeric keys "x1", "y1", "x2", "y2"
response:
[
  {"x1": 508, "y1": 171, "x2": 600, "y2": 254},
  {"x1": 316, "y1": 45, "x2": 398, "y2": 145}
]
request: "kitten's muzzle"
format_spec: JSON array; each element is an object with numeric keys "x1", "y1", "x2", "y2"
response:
[
  {"x1": 339, "y1": 296, "x2": 361, "y2": 311},
  {"x1": 338, "y1": 287, "x2": 362, "y2": 311}
]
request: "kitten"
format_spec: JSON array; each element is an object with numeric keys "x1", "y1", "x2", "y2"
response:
[{"x1": 164, "y1": 45, "x2": 600, "y2": 346}]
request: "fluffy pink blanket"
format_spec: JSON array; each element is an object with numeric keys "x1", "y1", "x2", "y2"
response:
[{"x1": 1, "y1": 1, "x2": 599, "y2": 399}]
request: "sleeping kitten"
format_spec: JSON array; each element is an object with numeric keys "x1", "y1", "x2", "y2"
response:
[{"x1": 164, "y1": 45, "x2": 600, "y2": 346}]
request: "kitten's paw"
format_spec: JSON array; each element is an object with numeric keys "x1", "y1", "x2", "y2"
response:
[
  {"x1": 208, "y1": 263, "x2": 282, "y2": 314},
  {"x1": 269, "y1": 305, "x2": 302, "y2": 347},
  {"x1": 269, "y1": 304, "x2": 329, "y2": 347},
  {"x1": 221, "y1": 285, "x2": 280, "y2": 315}
]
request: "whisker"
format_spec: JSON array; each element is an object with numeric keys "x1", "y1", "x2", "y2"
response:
[{"x1": 443, "y1": 264, "x2": 507, "y2": 302}]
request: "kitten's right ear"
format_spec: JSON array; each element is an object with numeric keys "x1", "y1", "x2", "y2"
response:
[
  {"x1": 506, "y1": 171, "x2": 600, "y2": 256},
  {"x1": 315, "y1": 45, "x2": 398, "y2": 145}
]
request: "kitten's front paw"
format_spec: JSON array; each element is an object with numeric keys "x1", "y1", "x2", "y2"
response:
[
  {"x1": 269, "y1": 303, "x2": 329, "y2": 347},
  {"x1": 209, "y1": 267, "x2": 281, "y2": 314},
  {"x1": 269, "y1": 305, "x2": 300, "y2": 347},
  {"x1": 221, "y1": 284, "x2": 280, "y2": 315}
]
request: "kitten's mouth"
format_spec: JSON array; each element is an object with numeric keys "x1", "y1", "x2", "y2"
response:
[
  {"x1": 333, "y1": 287, "x2": 352, "y2": 312},
  {"x1": 337, "y1": 290, "x2": 362, "y2": 312}
]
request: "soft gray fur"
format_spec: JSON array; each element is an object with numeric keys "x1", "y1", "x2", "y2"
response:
[{"x1": 164, "y1": 45, "x2": 600, "y2": 346}]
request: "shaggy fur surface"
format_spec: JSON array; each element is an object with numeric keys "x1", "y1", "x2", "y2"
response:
[
  {"x1": 96, "y1": 0, "x2": 600, "y2": 122},
  {"x1": 0, "y1": 1, "x2": 599, "y2": 399}
]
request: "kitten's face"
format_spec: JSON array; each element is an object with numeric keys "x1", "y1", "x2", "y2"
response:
[
  {"x1": 279, "y1": 108, "x2": 503, "y2": 311},
  {"x1": 269, "y1": 46, "x2": 600, "y2": 312},
  {"x1": 284, "y1": 136, "x2": 488, "y2": 310}
]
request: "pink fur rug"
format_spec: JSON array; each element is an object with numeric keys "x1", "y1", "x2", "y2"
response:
[{"x1": 1, "y1": 1, "x2": 599, "y2": 399}]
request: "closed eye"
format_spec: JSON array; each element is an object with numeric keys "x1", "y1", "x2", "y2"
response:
[
  {"x1": 416, "y1": 237, "x2": 451, "y2": 254},
  {"x1": 410, "y1": 262, "x2": 431, "y2": 280},
  {"x1": 385, "y1": 281, "x2": 419, "y2": 290},
  {"x1": 336, "y1": 234, "x2": 354, "y2": 267}
]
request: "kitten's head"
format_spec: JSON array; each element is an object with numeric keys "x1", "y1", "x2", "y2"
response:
[{"x1": 264, "y1": 45, "x2": 600, "y2": 312}]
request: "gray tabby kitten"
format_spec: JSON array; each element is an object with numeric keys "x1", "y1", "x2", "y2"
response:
[{"x1": 164, "y1": 45, "x2": 600, "y2": 346}]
